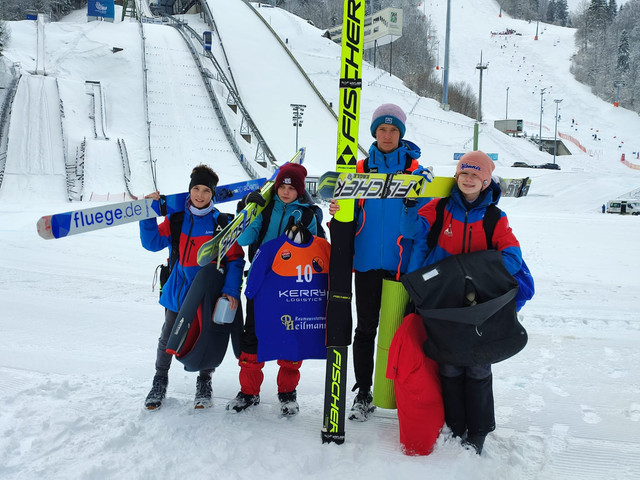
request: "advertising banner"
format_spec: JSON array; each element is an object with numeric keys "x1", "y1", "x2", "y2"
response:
[{"x1": 88, "y1": 0, "x2": 115, "y2": 22}]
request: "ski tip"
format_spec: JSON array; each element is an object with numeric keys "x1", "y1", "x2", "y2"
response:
[{"x1": 37, "y1": 216, "x2": 55, "y2": 240}]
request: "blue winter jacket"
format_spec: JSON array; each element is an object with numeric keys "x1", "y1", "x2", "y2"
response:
[
  {"x1": 353, "y1": 139, "x2": 428, "y2": 276},
  {"x1": 140, "y1": 201, "x2": 245, "y2": 313},
  {"x1": 236, "y1": 195, "x2": 318, "y2": 249}
]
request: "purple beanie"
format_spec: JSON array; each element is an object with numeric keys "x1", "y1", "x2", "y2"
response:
[{"x1": 370, "y1": 103, "x2": 407, "y2": 138}]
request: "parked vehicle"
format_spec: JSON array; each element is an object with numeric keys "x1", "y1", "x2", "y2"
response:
[
  {"x1": 538, "y1": 163, "x2": 561, "y2": 170},
  {"x1": 607, "y1": 200, "x2": 640, "y2": 215}
]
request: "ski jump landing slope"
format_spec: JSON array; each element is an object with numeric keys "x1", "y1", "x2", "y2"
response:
[
  {"x1": 143, "y1": 22, "x2": 250, "y2": 191},
  {"x1": 207, "y1": 0, "x2": 340, "y2": 174},
  {"x1": 1, "y1": 74, "x2": 67, "y2": 202}
]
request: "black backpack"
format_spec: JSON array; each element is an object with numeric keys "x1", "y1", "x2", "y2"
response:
[
  {"x1": 247, "y1": 198, "x2": 326, "y2": 261},
  {"x1": 155, "y1": 211, "x2": 234, "y2": 297}
]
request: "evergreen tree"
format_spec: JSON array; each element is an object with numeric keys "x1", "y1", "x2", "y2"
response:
[
  {"x1": 556, "y1": 0, "x2": 569, "y2": 26},
  {"x1": 617, "y1": 29, "x2": 630, "y2": 73},
  {"x1": 0, "y1": 19, "x2": 9, "y2": 55},
  {"x1": 547, "y1": 0, "x2": 557, "y2": 23}
]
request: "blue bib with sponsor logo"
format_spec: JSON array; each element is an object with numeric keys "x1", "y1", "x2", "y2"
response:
[{"x1": 245, "y1": 235, "x2": 329, "y2": 362}]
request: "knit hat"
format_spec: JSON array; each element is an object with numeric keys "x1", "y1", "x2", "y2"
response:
[
  {"x1": 370, "y1": 103, "x2": 407, "y2": 139},
  {"x1": 189, "y1": 166, "x2": 218, "y2": 192},
  {"x1": 275, "y1": 163, "x2": 307, "y2": 198},
  {"x1": 456, "y1": 151, "x2": 495, "y2": 189}
]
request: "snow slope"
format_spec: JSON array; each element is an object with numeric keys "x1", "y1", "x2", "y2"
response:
[{"x1": 0, "y1": 1, "x2": 639, "y2": 479}]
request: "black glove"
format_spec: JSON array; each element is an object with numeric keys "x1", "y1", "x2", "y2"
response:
[
  {"x1": 403, "y1": 197, "x2": 418, "y2": 208},
  {"x1": 284, "y1": 216, "x2": 312, "y2": 244},
  {"x1": 236, "y1": 190, "x2": 266, "y2": 212}
]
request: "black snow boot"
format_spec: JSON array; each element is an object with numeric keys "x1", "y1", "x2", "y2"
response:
[
  {"x1": 145, "y1": 375, "x2": 168, "y2": 410},
  {"x1": 439, "y1": 374, "x2": 467, "y2": 438},
  {"x1": 278, "y1": 390, "x2": 299, "y2": 417},
  {"x1": 463, "y1": 374, "x2": 496, "y2": 455},
  {"x1": 348, "y1": 389, "x2": 375, "y2": 422},
  {"x1": 194, "y1": 375, "x2": 213, "y2": 409},
  {"x1": 226, "y1": 391, "x2": 260, "y2": 412}
]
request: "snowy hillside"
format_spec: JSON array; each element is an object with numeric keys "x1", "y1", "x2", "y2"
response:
[{"x1": 0, "y1": 1, "x2": 639, "y2": 479}]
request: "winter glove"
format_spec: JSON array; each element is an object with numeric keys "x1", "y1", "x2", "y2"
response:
[
  {"x1": 413, "y1": 166, "x2": 434, "y2": 183},
  {"x1": 236, "y1": 190, "x2": 266, "y2": 213},
  {"x1": 284, "y1": 216, "x2": 311, "y2": 244}
]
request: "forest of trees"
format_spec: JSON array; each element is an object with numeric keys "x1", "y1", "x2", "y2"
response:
[
  {"x1": 499, "y1": 0, "x2": 569, "y2": 26},
  {"x1": 2, "y1": 0, "x2": 640, "y2": 116},
  {"x1": 0, "y1": 0, "x2": 86, "y2": 22},
  {"x1": 571, "y1": 0, "x2": 640, "y2": 113}
]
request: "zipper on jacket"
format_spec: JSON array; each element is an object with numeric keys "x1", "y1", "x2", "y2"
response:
[
  {"x1": 176, "y1": 215, "x2": 195, "y2": 309},
  {"x1": 461, "y1": 211, "x2": 469, "y2": 253},
  {"x1": 468, "y1": 225, "x2": 473, "y2": 253}
]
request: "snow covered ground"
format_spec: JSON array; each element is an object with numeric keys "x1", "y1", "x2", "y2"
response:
[{"x1": 0, "y1": 1, "x2": 639, "y2": 479}]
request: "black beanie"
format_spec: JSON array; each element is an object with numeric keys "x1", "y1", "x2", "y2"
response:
[{"x1": 189, "y1": 168, "x2": 218, "y2": 192}]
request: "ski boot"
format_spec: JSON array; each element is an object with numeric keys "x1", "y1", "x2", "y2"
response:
[
  {"x1": 278, "y1": 390, "x2": 299, "y2": 417},
  {"x1": 144, "y1": 375, "x2": 168, "y2": 410},
  {"x1": 348, "y1": 389, "x2": 375, "y2": 421},
  {"x1": 226, "y1": 391, "x2": 260, "y2": 412},
  {"x1": 194, "y1": 375, "x2": 213, "y2": 409}
]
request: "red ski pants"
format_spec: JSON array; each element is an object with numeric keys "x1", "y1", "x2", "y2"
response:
[{"x1": 238, "y1": 352, "x2": 302, "y2": 395}]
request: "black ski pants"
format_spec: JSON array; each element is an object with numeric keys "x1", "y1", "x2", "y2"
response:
[
  {"x1": 353, "y1": 269, "x2": 393, "y2": 392},
  {"x1": 438, "y1": 363, "x2": 495, "y2": 438}
]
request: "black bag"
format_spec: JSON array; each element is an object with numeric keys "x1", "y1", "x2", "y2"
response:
[
  {"x1": 166, "y1": 264, "x2": 242, "y2": 372},
  {"x1": 400, "y1": 250, "x2": 527, "y2": 366}
]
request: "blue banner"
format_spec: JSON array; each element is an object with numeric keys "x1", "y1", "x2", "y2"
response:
[{"x1": 88, "y1": 0, "x2": 115, "y2": 19}]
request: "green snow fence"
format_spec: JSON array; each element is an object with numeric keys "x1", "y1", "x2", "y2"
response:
[{"x1": 373, "y1": 278, "x2": 410, "y2": 409}]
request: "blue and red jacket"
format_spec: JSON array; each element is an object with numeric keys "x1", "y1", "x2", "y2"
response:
[
  {"x1": 402, "y1": 181, "x2": 522, "y2": 274},
  {"x1": 140, "y1": 201, "x2": 245, "y2": 313},
  {"x1": 353, "y1": 139, "x2": 428, "y2": 277}
]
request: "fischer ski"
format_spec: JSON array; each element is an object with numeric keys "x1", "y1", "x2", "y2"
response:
[
  {"x1": 322, "y1": 0, "x2": 365, "y2": 446},
  {"x1": 196, "y1": 148, "x2": 306, "y2": 268},
  {"x1": 317, "y1": 171, "x2": 531, "y2": 200},
  {"x1": 36, "y1": 178, "x2": 266, "y2": 240}
]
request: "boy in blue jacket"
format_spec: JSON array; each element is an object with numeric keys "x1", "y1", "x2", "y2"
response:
[
  {"x1": 329, "y1": 103, "x2": 433, "y2": 421},
  {"x1": 140, "y1": 165, "x2": 245, "y2": 410}
]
